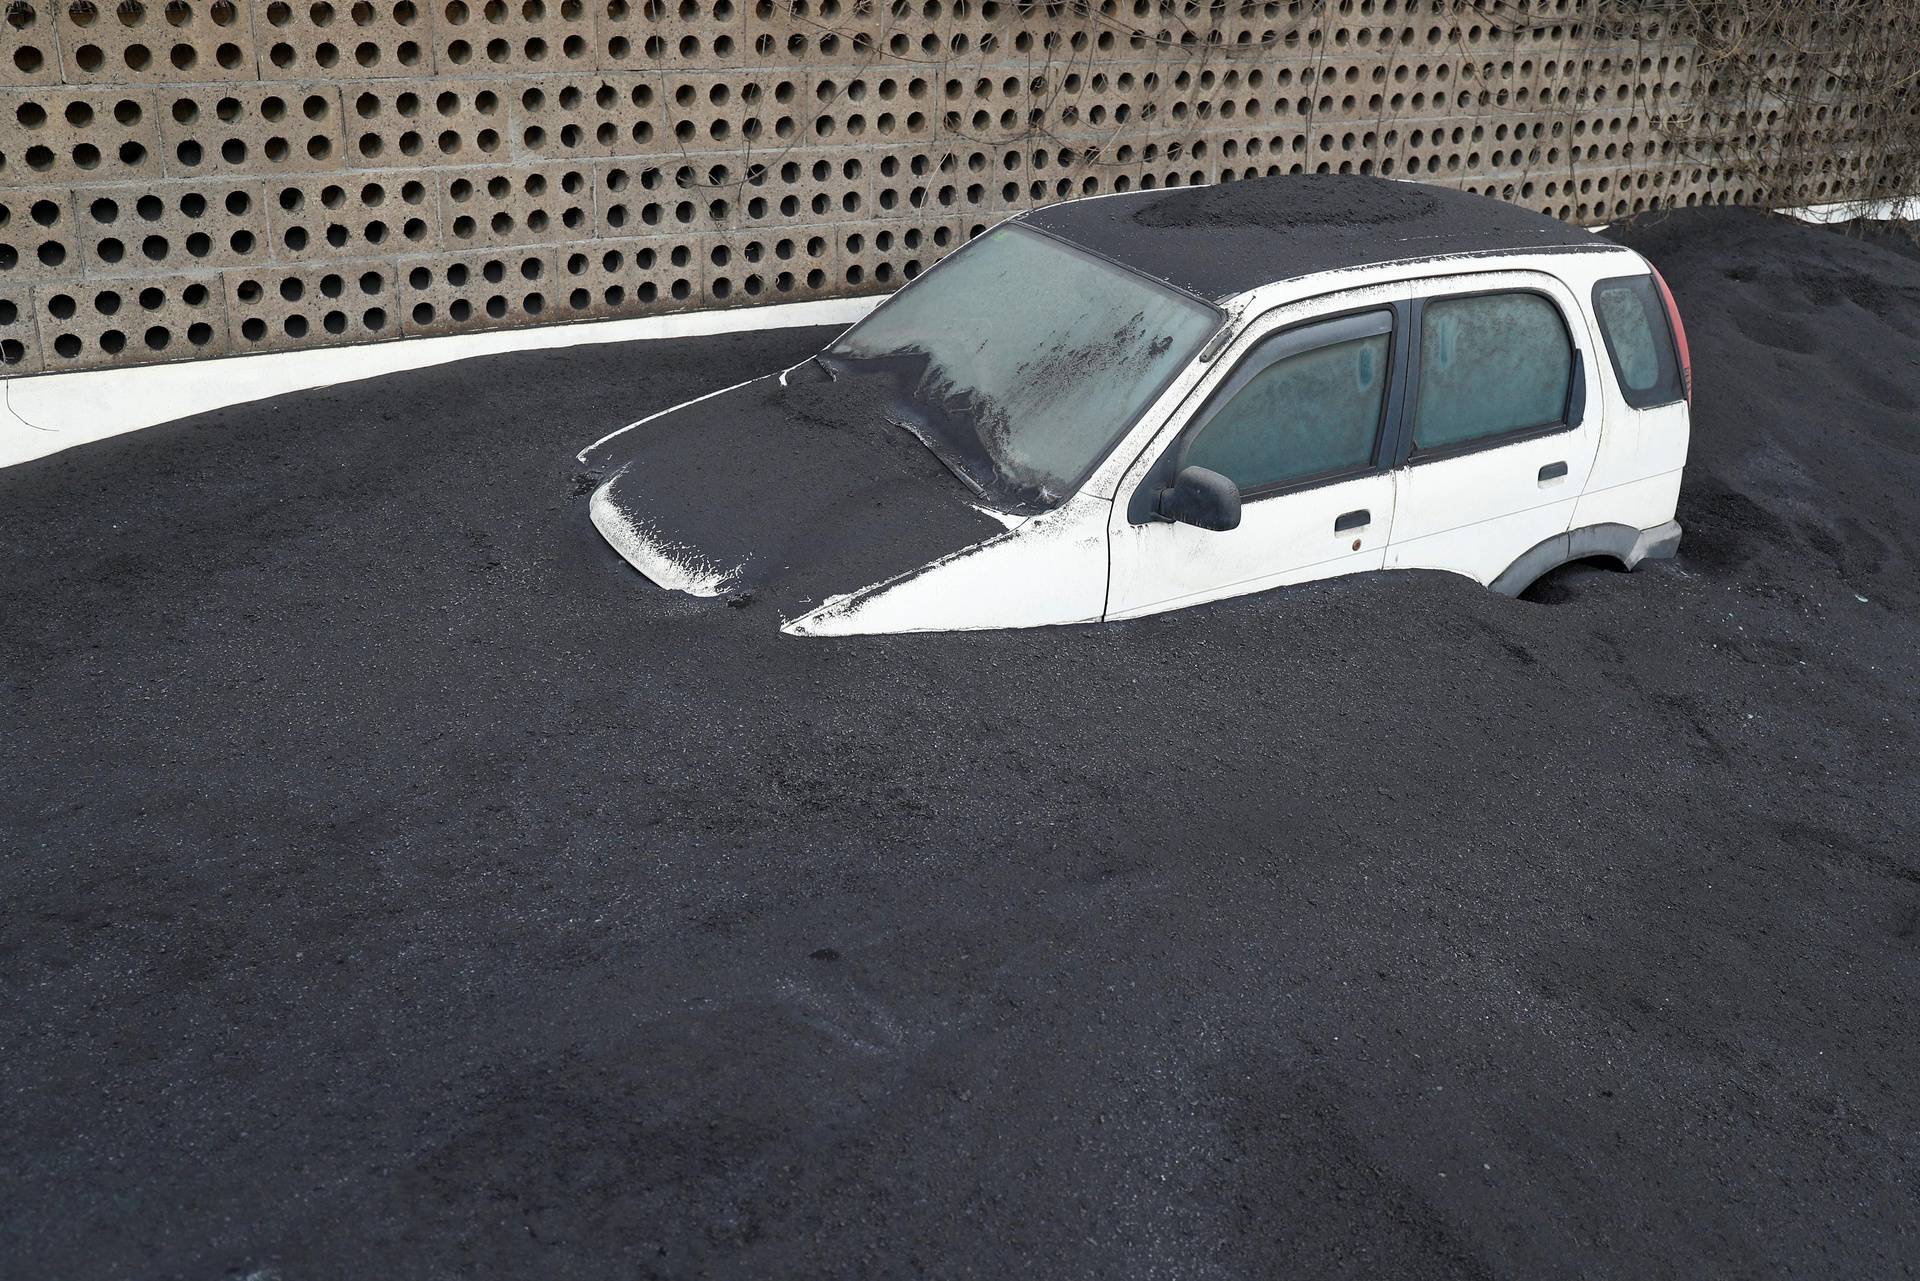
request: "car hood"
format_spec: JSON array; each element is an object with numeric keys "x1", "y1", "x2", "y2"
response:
[{"x1": 584, "y1": 363, "x2": 1012, "y2": 616}]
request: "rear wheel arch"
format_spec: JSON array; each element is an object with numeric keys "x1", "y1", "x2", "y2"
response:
[{"x1": 1490, "y1": 521, "x2": 1681, "y2": 597}]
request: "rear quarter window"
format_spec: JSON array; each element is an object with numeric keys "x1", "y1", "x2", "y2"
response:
[{"x1": 1591, "y1": 274, "x2": 1685, "y2": 409}]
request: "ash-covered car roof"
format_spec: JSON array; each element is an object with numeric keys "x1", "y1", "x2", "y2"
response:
[{"x1": 1012, "y1": 174, "x2": 1606, "y2": 302}]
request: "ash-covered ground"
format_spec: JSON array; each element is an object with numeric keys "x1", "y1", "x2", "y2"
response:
[{"x1": 3, "y1": 209, "x2": 1917, "y2": 1279}]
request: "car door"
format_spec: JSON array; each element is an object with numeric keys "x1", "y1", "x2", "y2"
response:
[
  {"x1": 1105, "y1": 302, "x2": 1406, "y2": 620},
  {"x1": 1382, "y1": 271, "x2": 1604, "y2": 583}
]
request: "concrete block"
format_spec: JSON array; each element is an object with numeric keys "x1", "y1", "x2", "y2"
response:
[
  {"x1": 224, "y1": 258, "x2": 399, "y2": 351},
  {"x1": 156, "y1": 82, "x2": 348, "y2": 177},
  {"x1": 266, "y1": 170, "x2": 441, "y2": 259},
  {"x1": 37, "y1": 270, "x2": 228, "y2": 369},
  {"x1": 55, "y1": 0, "x2": 260, "y2": 86},
  {"x1": 73, "y1": 178, "x2": 273, "y2": 274},
  {"x1": 1, "y1": 86, "x2": 165, "y2": 185}
]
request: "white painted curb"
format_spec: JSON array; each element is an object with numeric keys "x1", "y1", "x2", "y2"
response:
[{"x1": 0, "y1": 294, "x2": 880, "y2": 471}]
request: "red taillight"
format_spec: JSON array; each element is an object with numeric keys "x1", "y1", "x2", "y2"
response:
[{"x1": 1649, "y1": 264, "x2": 1692, "y2": 404}]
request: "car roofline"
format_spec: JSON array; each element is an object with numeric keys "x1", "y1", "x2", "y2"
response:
[
  {"x1": 1014, "y1": 177, "x2": 1608, "y2": 301},
  {"x1": 1204, "y1": 237, "x2": 1641, "y2": 308},
  {"x1": 1018, "y1": 202, "x2": 1630, "y2": 306},
  {"x1": 1009, "y1": 216, "x2": 1225, "y2": 310}
]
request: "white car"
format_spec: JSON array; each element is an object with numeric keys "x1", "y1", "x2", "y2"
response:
[{"x1": 582, "y1": 174, "x2": 1692, "y2": 636}]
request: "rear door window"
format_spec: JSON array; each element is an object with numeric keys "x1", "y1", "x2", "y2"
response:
[
  {"x1": 1591, "y1": 274, "x2": 1684, "y2": 408},
  {"x1": 1411, "y1": 292, "x2": 1574, "y2": 454},
  {"x1": 1181, "y1": 311, "x2": 1393, "y2": 495}
]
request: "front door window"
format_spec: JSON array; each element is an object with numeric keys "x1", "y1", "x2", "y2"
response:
[{"x1": 1180, "y1": 311, "x2": 1394, "y2": 498}]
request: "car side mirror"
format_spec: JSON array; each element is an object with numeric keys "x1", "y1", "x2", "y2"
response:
[{"x1": 1156, "y1": 465, "x2": 1242, "y2": 531}]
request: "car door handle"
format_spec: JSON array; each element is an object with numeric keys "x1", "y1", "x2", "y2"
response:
[
  {"x1": 1334, "y1": 508, "x2": 1370, "y2": 532},
  {"x1": 1538, "y1": 461, "x2": 1569, "y2": 483}
]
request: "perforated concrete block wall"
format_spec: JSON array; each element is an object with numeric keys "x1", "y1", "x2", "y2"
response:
[{"x1": 0, "y1": 0, "x2": 1901, "y2": 374}]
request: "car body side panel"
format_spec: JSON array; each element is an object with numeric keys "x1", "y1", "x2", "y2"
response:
[
  {"x1": 1583, "y1": 396, "x2": 1690, "y2": 495},
  {"x1": 1381, "y1": 433, "x2": 1589, "y2": 583},
  {"x1": 1575, "y1": 388, "x2": 1689, "y2": 540},
  {"x1": 782, "y1": 493, "x2": 1110, "y2": 636},
  {"x1": 1572, "y1": 467, "x2": 1686, "y2": 535},
  {"x1": 1105, "y1": 472, "x2": 1397, "y2": 619}
]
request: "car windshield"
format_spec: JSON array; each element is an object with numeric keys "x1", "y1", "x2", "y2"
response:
[{"x1": 819, "y1": 222, "x2": 1220, "y2": 512}]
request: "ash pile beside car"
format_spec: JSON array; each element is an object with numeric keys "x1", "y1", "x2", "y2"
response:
[{"x1": 3, "y1": 209, "x2": 1917, "y2": 1278}]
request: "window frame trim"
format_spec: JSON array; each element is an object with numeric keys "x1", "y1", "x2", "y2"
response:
[
  {"x1": 1178, "y1": 308, "x2": 1400, "y2": 502},
  {"x1": 1398, "y1": 285, "x2": 1584, "y2": 468},
  {"x1": 1589, "y1": 272, "x2": 1687, "y2": 411},
  {"x1": 1125, "y1": 303, "x2": 1406, "y2": 523}
]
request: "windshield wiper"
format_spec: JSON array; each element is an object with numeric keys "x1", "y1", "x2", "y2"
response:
[
  {"x1": 812, "y1": 351, "x2": 1045, "y2": 513},
  {"x1": 882, "y1": 404, "x2": 992, "y2": 500}
]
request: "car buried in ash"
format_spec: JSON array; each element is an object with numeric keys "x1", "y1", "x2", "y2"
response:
[{"x1": 579, "y1": 173, "x2": 1692, "y2": 635}]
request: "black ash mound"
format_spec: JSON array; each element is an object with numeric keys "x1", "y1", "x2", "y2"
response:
[
  {"x1": 1610, "y1": 207, "x2": 1920, "y2": 598},
  {"x1": 2, "y1": 211, "x2": 1917, "y2": 1279}
]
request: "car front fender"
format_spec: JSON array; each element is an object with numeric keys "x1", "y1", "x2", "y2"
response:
[{"x1": 782, "y1": 495, "x2": 1111, "y2": 637}]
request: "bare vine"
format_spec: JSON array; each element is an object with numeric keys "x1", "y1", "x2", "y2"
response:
[{"x1": 1609, "y1": 0, "x2": 1917, "y2": 213}]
